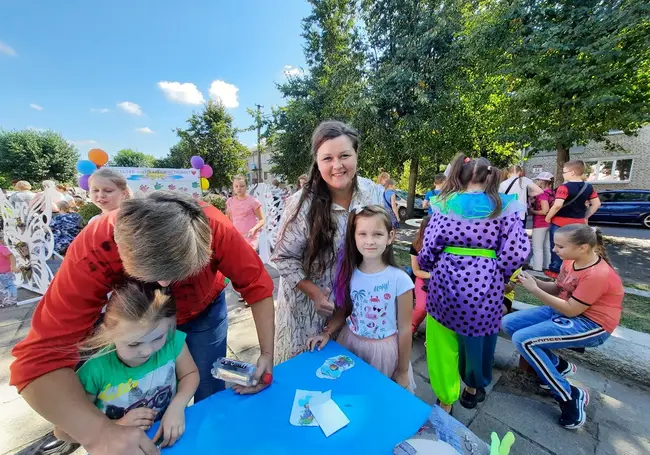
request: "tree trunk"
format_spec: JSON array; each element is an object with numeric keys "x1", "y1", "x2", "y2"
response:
[
  {"x1": 555, "y1": 146, "x2": 570, "y2": 184},
  {"x1": 407, "y1": 155, "x2": 419, "y2": 218}
]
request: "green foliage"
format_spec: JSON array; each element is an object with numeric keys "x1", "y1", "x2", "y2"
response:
[
  {"x1": 0, "y1": 175, "x2": 13, "y2": 190},
  {"x1": 77, "y1": 202, "x2": 102, "y2": 226},
  {"x1": 0, "y1": 129, "x2": 79, "y2": 183},
  {"x1": 268, "y1": 0, "x2": 650, "y2": 193},
  {"x1": 470, "y1": 0, "x2": 650, "y2": 175},
  {"x1": 201, "y1": 193, "x2": 226, "y2": 212},
  {"x1": 266, "y1": 0, "x2": 366, "y2": 182},
  {"x1": 112, "y1": 149, "x2": 156, "y2": 168},
  {"x1": 158, "y1": 101, "x2": 248, "y2": 188}
]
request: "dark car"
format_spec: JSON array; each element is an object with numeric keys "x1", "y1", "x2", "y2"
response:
[{"x1": 589, "y1": 189, "x2": 650, "y2": 229}]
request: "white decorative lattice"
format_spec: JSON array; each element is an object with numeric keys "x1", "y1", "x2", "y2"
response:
[{"x1": 0, "y1": 190, "x2": 55, "y2": 296}]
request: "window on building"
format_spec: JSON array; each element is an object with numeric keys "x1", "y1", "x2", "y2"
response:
[{"x1": 584, "y1": 158, "x2": 633, "y2": 183}]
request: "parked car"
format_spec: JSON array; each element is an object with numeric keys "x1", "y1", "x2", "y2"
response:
[
  {"x1": 589, "y1": 189, "x2": 650, "y2": 229},
  {"x1": 394, "y1": 189, "x2": 426, "y2": 219}
]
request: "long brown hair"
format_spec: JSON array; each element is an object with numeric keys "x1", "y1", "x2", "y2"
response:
[
  {"x1": 413, "y1": 216, "x2": 431, "y2": 252},
  {"x1": 81, "y1": 281, "x2": 176, "y2": 353},
  {"x1": 557, "y1": 224, "x2": 611, "y2": 265},
  {"x1": 334, "y1": 205, "x2": 397, "y2": 315},
  {"x1": 438, "y1": 153, "x2": 503, "y2": 218},
  {"x1": 290, "y1": 120, "x2": 359, "y2": 278}
]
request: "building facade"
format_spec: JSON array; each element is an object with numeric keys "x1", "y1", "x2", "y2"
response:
[
  {"x1": 246, "y1": 145, "x2": 278, "y2": 185},
  {"x1": 523, "y1": 126, "x2": 650, "y2": 190}
]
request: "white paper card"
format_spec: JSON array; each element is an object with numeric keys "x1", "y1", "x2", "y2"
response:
[
  {"x1": 289, "y1": 390, "x2": 331, "y2": 427},
  {"x1": 309, "y1": 393, "x2": 350, "y2": 437}
]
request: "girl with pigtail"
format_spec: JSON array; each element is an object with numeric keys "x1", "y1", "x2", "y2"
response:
[
  {"x1": 418, "y1": 154, "x2": 529, "y2": 412},
  {"x1": 503, "y1": 225, "x2": 623, "y2": 429}
]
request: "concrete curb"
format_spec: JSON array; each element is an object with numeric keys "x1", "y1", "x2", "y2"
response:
[{"x1": 512, "y1": 300, "x2": 650, "y2": 387}]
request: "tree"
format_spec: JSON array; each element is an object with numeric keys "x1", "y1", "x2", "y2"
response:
[
  {"x1": 112, "y1": 149, "x2": 156, "y2": 167},
  {"x1": 157, "y1": 101, "x2": 248, "y2": 188},
  {"x1": 482, "y1": 0, "x2": 650, "y2": 181},
  {"x1": 0, "y1": 129, "x2": 79, "y2": 183},
  {"x1": 267, "y1": 0, "x2": 367, "y2": 182}
]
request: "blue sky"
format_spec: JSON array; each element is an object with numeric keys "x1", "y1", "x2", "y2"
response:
[{"x1": 0, "y1": 0, "x2": 310, "y2": 158}]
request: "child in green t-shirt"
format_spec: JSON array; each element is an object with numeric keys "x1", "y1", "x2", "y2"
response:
[{"x1": 54, "y1": 282, "x2": 199, "y2": 448}]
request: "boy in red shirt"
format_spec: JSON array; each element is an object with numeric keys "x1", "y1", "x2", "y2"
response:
[{"x1": 544, "y1": 160, "x2": 601, "y2": 277}]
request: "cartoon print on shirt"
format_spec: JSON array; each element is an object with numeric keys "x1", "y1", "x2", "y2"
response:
[{"x1": 96, "y1": 360, "x2": 176, "y2": 422}]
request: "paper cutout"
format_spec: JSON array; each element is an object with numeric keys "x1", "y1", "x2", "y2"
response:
[
  {"x1": 316, "y1": 355, "x2": 355, "y2": 380},
  {"x1": 309, "y1": 393, "x2": 350, "y2": 437},
  {"x1": 289, "y1": 390, "x2": 330, "y2": 426}
]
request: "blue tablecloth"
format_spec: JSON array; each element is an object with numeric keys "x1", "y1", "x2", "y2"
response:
[{"x1": 150, "y1": 342, "x2": 474, "y2": 454}]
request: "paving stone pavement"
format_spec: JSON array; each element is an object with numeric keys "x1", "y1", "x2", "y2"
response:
[{"x1": 2, "y1": 268, "x2": 650, "y2": 454}]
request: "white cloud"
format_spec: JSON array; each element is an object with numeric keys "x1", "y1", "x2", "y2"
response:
[
  {"x1": 208, "y1": 80, "x2": 239, "y2": 108},
  {"x1": 70, "y1": 139, "x2": 98, "y2": 146},
  {"x1": 91, "y1": 108, "x2": 110, "y2": 113},
  {"x1": 135, "y1": 127, "x2": 154, "y2": 134},
  {"x1": 30, "y1": 103, "x2": 44, "y2": 111},
  {"x1": 158, "y1": 81, "x2": 205, "y2": 105},
  {"x1": 117, "y1": 101, "x2": 143, "y2": 116},
  {"x1": 0, "y1": 41, "x2": 16, "y2": 56},
  {"x1": 283, "y1": 65, "x2": 303, "y2": 77}
]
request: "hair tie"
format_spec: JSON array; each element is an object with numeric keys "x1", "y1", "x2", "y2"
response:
[
  {"x1": 464, "y1": 157, "x2": 471, "y2": 163},
  {"x1": 591, "y1": 226, "x2": 598, "y2": 233},
  {"x1": 487, "y1": 165, "x2": 492, "y2": 173}
]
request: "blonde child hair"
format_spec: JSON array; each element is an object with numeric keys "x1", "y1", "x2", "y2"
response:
[
  {"x1": 82, "y1": 282, "x2": 176, "y2": 353},
  {"x1": 89, "y1": 168, "x2": 131, "y2": 198}
]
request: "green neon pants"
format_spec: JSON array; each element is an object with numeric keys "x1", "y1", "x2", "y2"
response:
[{"x1": 426, "y1": 315, "x2": 461, "y2": 406}]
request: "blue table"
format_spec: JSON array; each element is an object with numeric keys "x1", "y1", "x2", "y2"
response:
[{"x1": 150, "y1": 342, "x2": 482, "y2": 454}]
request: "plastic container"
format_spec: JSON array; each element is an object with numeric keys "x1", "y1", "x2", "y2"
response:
[{"x1": 211, "y1": 357, "x2": 273, "y2": 387}]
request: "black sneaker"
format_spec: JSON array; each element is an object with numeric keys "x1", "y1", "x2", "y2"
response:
[
  {"x1": 539, "y1": 358, "x2": 577, "y2": 390},
  {"x1": 459, "y1": 387, "x2": 486, "y2": 409},
  {"x1": 559, "y1": 386, "x2": 589, "y2": 429}
]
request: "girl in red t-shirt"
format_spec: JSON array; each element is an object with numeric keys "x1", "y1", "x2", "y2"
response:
[{"x1": 502, "y1": 224, "x2": 623, "y2": 430}]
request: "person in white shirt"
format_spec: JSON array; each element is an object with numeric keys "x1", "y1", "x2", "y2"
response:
[
  {"x1": 307, "y1": 205, "x2": 415, "y2": 392},
  {"x1": 499, "y1": 165, "x2": 544, "y2": 227}
]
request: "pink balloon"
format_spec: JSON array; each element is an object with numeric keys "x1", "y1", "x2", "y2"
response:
[
  {"x1": 200, "y1": 165, "x2": 213, "y2": 178},
  {"x1": 78, "y1": 174, "x2": 91, "y2": 191}
]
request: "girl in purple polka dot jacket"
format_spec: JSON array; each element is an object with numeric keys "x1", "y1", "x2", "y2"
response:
[{"x1": 418, "y1": 154, "x2": 529, "y2": 412}]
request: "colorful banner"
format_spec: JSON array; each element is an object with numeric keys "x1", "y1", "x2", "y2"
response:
[{"x1": 111, "y1": 167, "x2": 202, "y2": 198}]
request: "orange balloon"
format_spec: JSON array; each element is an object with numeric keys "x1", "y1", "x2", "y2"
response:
[{"x1": 88, "y1": 148, "x2": 109, "y2": 166}]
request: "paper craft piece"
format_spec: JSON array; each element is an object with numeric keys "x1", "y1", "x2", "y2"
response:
[
  {"x1": 289, "y1": 390, "x2": 331, "y2": 426},
  {"x1": 309, "y1": 393, "x2": 350, "y2": 437},
  {"x1": 316, "y1": 355, "x2": 355, "y2": 380}
]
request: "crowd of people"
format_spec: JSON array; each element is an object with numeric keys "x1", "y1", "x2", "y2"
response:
[{"x1": 3, "y1": 120, "x2": 624, "y2": 455}]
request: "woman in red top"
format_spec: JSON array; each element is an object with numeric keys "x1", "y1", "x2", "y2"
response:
[
  {"x1": 10, "y1": 191, "x2": 275, "y2": 455},
  {"x1": 503, "y1": 224, "x2": 623, "y2": 430}
]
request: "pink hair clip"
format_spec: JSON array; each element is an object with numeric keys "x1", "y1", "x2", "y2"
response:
[{"x1": 464, "y1": 157, "x2": 471, "y2": 163}]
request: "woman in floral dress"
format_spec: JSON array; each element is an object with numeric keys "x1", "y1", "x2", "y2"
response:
[{"x1": 271, "y1": 121, "x2": 384, "y2": 364}]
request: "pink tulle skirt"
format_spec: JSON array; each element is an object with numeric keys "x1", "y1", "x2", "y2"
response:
[{"x1": 337, "y1": 325, "x2": 416, "y2": 393}]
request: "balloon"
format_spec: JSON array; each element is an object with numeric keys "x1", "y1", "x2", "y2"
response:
[
  {"x1": 77, "y1": 160, "x2": 97, "y2": 175},
  {"x1": 88, "y1": 148, "x2": 109, "y2": 166},
  {"x1": 200, "y1": 165, "x2": 213, "y2": 178},
  {"x1": 190, "y1": 156, "x2": 204, "y2": 169},
  {"x1": 200, "y1": 177, "x2": 210, "y2": 190},
  {"x1": 78, "y1": 174, "x2": 91, "y2": 191}
]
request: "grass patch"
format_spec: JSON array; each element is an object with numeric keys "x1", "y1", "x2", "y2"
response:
[
  {"x1": 516, "y1": 287, "x2": 650, "y2": 335},
  {"x1": 394, "y1": 246, "x2": 411, "y2": 269}
]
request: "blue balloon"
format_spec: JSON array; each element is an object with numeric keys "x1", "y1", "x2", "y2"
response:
[{"x1": 76, "y1": 160, "x2": 97, "y2": 175}]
